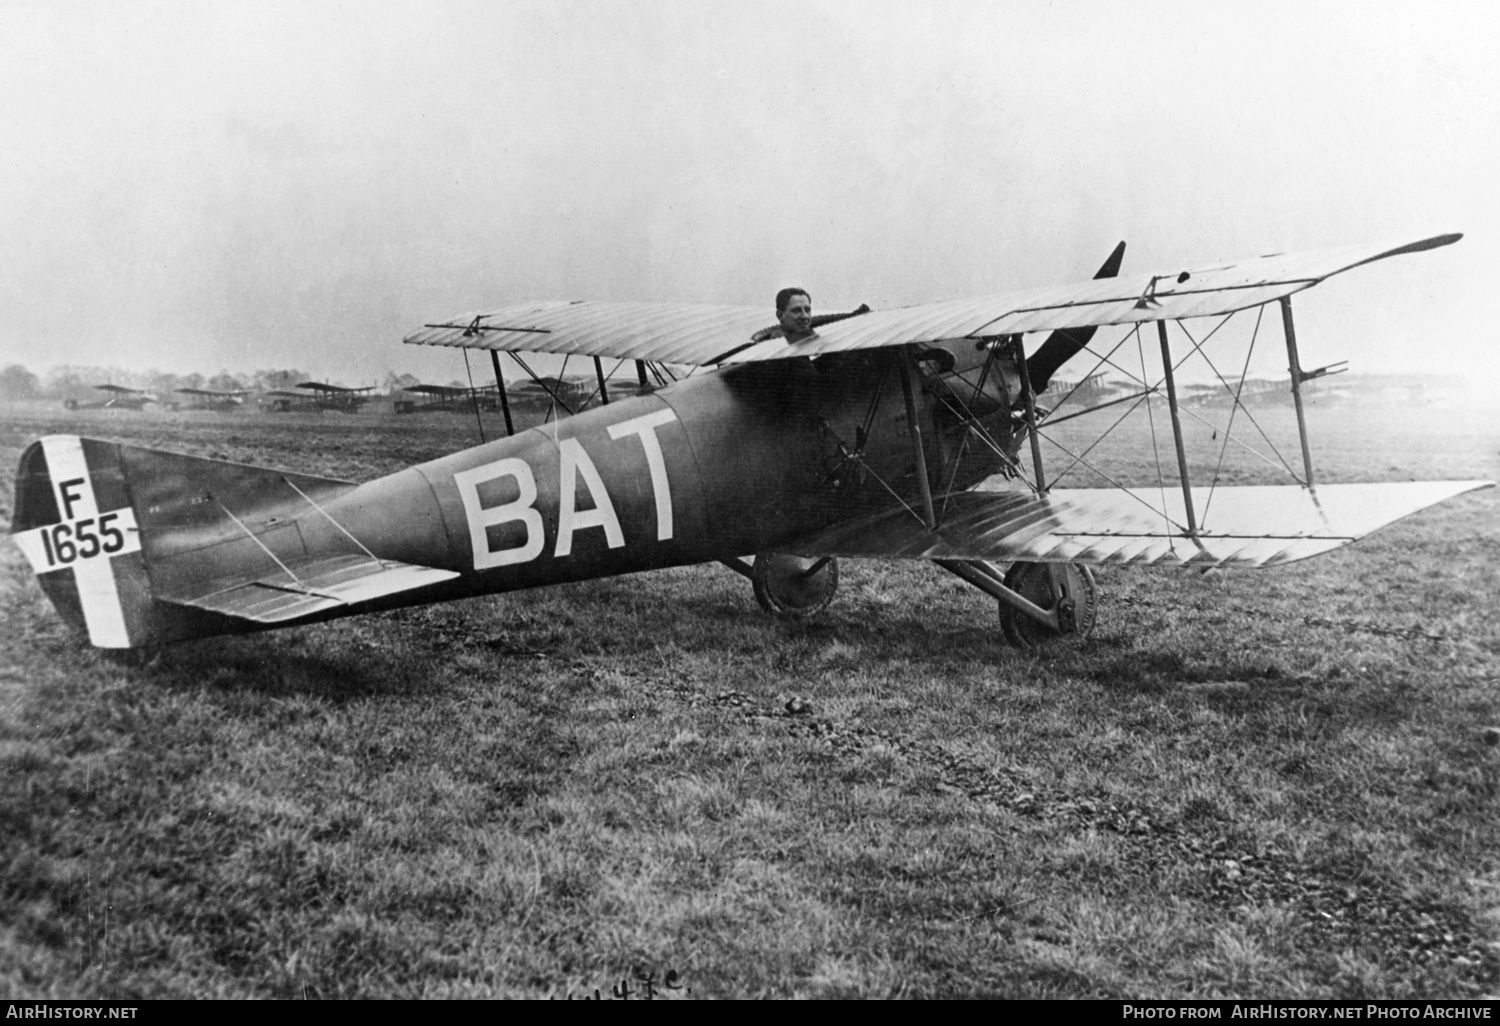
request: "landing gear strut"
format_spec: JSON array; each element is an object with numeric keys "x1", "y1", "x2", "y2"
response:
[
  {"x1": 937, "y1": 558, "x2": 1098, "y2": 648},
  {"x1": 997, "y1": 561, "x2": 1097, "y2": 648}
]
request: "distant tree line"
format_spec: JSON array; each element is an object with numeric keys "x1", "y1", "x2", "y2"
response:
[
  {"x1": 0, "y1": 364, "x2": 386, "y2": 400},
  {"x1": 1, "y1": 363, "x2": 630, "y2": 402},
  {"x1": 0, "y1": 364, "x2": 40, "y2": 400},
  {"x1": 382, "y1": 371, "x2": 422, "y2": 394}
]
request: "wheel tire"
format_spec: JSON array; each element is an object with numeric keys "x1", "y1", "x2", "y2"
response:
[
  {"x1": 998, "y1": 561, "x2": 1097, "y2": 648},
  {"x1": 752, "y1": 553, "x2": 840, "y2": 617}
]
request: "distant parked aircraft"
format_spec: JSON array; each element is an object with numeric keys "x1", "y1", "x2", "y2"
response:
[
  {"x1": 262, "y1": 382, "x2": 374, "y2": 413},
  {"x1": 63, "y1": 385, "x2": 155, "y2": 411},
  {"x1": 167, "y1": 387, "x2": 253, "y2": 412},
  {"x1": 394, "y1": 383, "x2": 498, "y2": 414}
]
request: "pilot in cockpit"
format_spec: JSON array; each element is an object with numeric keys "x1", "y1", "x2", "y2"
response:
[
  {"x1": 755, "y1": 288, "x2": 871, "y2": 346},
  {"x1": 775, "y1": 288, "x2": 815, "y2": 343}
]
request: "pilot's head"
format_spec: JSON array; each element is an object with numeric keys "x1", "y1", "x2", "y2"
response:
[{"x1": 776, "y1": 288, "x2": 813, "y2": 341}]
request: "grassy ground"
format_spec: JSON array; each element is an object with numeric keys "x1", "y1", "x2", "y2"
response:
[{"x1": 1, "y1": 392, "x2": 1497, "y2": 999}]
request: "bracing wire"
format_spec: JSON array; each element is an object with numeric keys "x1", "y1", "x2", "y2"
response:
[
  {"x1": 1202, "y1": 306, "x2": 1264, "y2": 522},
  {"x1": 1034, "y1": 304, "x2": 1306, "y2": 534},
  {"x1": 281, "y1": 477, "x2": 387, "y2": 568},
  {"x1": 1041, "y1": 389, "x2": 1155, "y2": 490},
  {"x1": 1033, "y1": 429, "x2": 1195, "y2": 534},
  {"x1": 462, "y1": 349, "x2": 486, "y2": 444},
  {"x1": 1174, "y1": 312, "x2": 1301, "y2": 491},
  {"x1": 1136, "y1": 326, "x2": 1173, "y2": 547}
]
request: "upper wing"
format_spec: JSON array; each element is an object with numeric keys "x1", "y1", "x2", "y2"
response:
[
  {"x1": 404, "y1": 384, "x2": 473, "y2": 396},
  {"x1": 405, "y1": 300, "x2": 771, "y2": 366},
  {"x1": 403, "y1": 233, "x2": 1459, "y2": 368},
  {"x1": 779, "y1": 480, "x2": 1493, "y2": 570}
]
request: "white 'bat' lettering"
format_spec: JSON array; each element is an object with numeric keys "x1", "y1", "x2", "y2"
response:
[{"x1": 454, "y1": 458, "x2": 545, "y2": 569}]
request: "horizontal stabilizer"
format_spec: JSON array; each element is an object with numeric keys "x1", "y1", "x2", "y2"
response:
[
  {"x1": 784, "y1": 481, "x2": 1493, "y2": 569},
  {"x1": 158, "y1": 554, "x2": 458, "y2": 625}
]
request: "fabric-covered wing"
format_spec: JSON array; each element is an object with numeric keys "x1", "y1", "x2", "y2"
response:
[
  {"x1": 724, "y1": 233, "x2": 1461, "y2": 364},
  {"x1": 405, "y1": 300, "x2": 772, "y2": 366},
  {"x1": 156, "y1": 554, "x2": 458, "y2": 624},
  {"x1": 780, "y1": 481, "x2": 1492, "y2": 569},
  {"x1": 403, "y1": 233, "x2": 1459, "y2": 367}
]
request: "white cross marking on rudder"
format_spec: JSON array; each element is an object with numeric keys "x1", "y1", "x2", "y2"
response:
[{"x1": 16, "y1": 436, "x2": 137, "y2": 647}]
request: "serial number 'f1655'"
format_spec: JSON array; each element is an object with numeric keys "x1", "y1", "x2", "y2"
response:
[
  {"x1": 454, "y1": 409, "x2": 678, "y2": 571},
  {"x1": 13, "y1": 507, "x2": 142, "y2": 573}
]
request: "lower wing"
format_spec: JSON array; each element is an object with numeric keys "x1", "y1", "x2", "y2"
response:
[{"x1": 780, "y1": 481, "x2": 1493, "y2": 569}]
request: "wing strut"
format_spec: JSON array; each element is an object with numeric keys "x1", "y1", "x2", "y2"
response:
[
  {"x1": 594, "y1": 356, "x2": 610, "y2": 406},
  {"x1": 898, "y1": 345, "x2": 937, "y2": 529},
  {"x1": 489, "y1": 351, "x2": 515, "y2": 437},
  {"x1": 1010, "y1": 336, "x2": 1050, "y2": 492},
  {"x1": 1279, "y1": 297, "x2": 1315, "y2": 488},
  {"x1": 1156, "y1": 320, "x2": 1199, "y2": 537}
]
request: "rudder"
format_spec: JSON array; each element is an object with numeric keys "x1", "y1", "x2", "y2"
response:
[
  {"x1": 11, "y1": 434, "x2": 360, "y2": 649},
  {"x1": 13, "y1": 435, "x2": 157, "y2": 647}
]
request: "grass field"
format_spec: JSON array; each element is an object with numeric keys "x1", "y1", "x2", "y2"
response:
[{"x1": 1, "y1": 390, "x2": 1497, "y2": 999}]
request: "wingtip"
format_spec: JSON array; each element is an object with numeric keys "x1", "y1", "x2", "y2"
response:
[{"x1": 1408, "y1": 232, "x2": 1462, "y2": 252}]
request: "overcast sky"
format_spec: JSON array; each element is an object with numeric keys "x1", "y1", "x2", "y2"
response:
[{"x1": 1, "y1": 0, "x2": 1495, "y2": 387}]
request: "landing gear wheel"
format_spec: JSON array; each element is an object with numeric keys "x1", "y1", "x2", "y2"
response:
[
  {"x1": 998, "y1": 562, "x2": 1097, "y2": 648},
  {"x1": 752, "y1": 554, "x2": 840, "y2": 617}
]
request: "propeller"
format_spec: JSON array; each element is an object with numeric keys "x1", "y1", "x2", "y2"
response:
[{"x1": 1024, "y1": 241, "x2": 1126, "y2": 394}]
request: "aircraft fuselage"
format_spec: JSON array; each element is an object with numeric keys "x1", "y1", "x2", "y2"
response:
[
  {"x1": 17, "y1": 343, "x2": 1024, "y2": 647},
  {"x1": 247, "y1": 347, "x2": 1020, "y2": 610}
]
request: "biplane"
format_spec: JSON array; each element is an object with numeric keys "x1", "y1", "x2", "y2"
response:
[
  {"x1": 262, "y1": 382, "x2": 373, "y2": 413},
  {"x1": 167, "y1": 387, "x2": 253, "y2": 412},
  {"x1": 11, "y1": 232, "x2": 1492, "y2": 651},
  {"x1": 1042, "y1": 371, "x2": 1115, "y2": 404},
  {"x1": 62, "y1": 384, "x2": 156, "y2": 412},
  {"x1": 394, "y1": 383, "x2": 500, "y2": 415}
]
